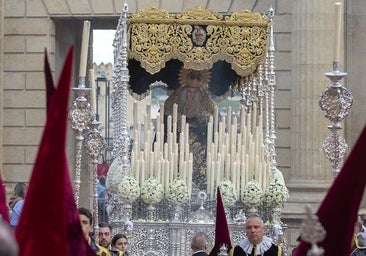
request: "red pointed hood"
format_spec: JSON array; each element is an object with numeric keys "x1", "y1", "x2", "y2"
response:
[
  {"x1": 295, "y1": 125, "x2": 366, "y2": 256},
  {"x1": 209, "y1": 187, "x2": 232, "y2": 256}
]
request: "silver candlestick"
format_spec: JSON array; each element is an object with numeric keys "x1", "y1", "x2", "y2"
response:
[
  {"x1": 320, "y1": 61, "x2": 353, "y2": 178},
  {"x1": 68, "y1": 78, "x2": 94, "y2": 206},
  {"x1": 301, "y1": 205, "x2": 326, "y2": 256},
  {"x1": 84, "y1": 119, "x2": 106, "y2": 242}
]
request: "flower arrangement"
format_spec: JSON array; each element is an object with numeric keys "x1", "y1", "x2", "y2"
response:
[
  {"x1": 141, "y1": 177, "x2": 164, "y2": 205},
  {"x1": 263, "y1": 179, "x2": 289, "y2": 208},
  {"x1": 166, "y1": 178, "x2": 189, "y2": 205},
  {"x1": 218, "y1": 179, "x2": 237, "y2": 207},
  {"x1": 241, "y1": 180, "x2": 264, "y2": 208},
  {"x1": 118, "y1": 175, "x2": 140, "y2": 203}
]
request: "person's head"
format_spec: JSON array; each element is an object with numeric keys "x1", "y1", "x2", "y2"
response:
[
  {"x1": 78, "y1": 207, "x2": 93, "y2": 240},
  {"x1": 112, "y1": 233, "x2": 128, "y2": 252},
  {"x1": 245, "y1": 214, "x2": 265, "y2": 245},
  {"x1": 99, "y1": 222, "x2": 112, "y2": 248},
  {"x1": 13, "y1": 182, "x2": 26, "y2": 198},
  {"x1": 99, "y1": 176, "x2": 106, "y2": 186},
  {"x1": 191, "y1": 231, "x2": 208, "y2": 252}
]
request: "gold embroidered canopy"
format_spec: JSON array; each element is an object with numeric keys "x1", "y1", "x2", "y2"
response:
[{"x1": 128, "y1": 6, "x2": 270, "y2": 78}]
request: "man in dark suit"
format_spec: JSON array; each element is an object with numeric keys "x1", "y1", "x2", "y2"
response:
[
  {"x1": 230, "y1": 214, "x2": 283, "y2": 256},
  {"x1": 192, "y1": 231, "x2": 209, "y2": 256}
]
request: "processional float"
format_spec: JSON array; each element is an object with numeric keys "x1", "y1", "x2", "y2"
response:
[{"x1": 103, "y1": 3, "x2": 289, "y2": 256}]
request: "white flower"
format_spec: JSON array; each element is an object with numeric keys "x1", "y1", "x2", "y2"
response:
[
  {"x1": 141, "y1": 177, "x2": 164, "y2": 205},
  {"x1": 118, "y1": 175, "x2": 140, "y2": 203},
  {"x1": 241, "y1": 180, "x2": 264, "y2": 207},
  {"x1": 263, "y1": 179, "x2": 289, "y2": 207},
  {"x1": 218, "y1": 179, "x2": 237, "y2": 207},
  {"x1": 166, "y1": 178, "x2": 189, "y2": 204}
]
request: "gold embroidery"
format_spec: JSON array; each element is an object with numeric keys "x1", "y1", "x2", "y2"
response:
[{"x1": 128, "y1": 6, "x2": 269, "y2": 77}]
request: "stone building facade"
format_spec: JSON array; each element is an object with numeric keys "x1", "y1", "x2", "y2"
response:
[{"x1": 1, "y1": 0, "x2": 366, "y2": 252}]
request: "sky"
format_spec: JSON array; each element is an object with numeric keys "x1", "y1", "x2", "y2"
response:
[{"x1": 93, "y1": 29, "x2": 116, "y2": 64}]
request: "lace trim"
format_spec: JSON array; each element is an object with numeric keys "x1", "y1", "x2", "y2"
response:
[{"x1": 238, "y1": 236, "x2": 273, "y2": 255}]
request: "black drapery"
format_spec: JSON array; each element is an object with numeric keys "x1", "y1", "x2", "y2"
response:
[{"x1": 128, "y1": 59, "x2": 239, "y2": 97}]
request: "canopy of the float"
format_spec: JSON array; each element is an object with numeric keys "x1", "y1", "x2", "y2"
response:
[{"x1": 127, "y1": 6, "x2": 270, "y2": 99}]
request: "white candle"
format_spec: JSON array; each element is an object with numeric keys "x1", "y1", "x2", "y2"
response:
[
  {"x1": 188, "y1": 156, "x2": 193, "y2": 197},
  {"x1": 225, "y1": 153, "x2": 231, "y2": 180},
  {"x1": 146, "y1": 104, "x2": 151, "y2": 131},
  {"x1": 227, "y1": 106, "x2": 232, "y2": 133},
  {"x1": 240, "y1": 161, "x2": 245, "y2": 195},
  {"x1": 334, "y1": 2, "x2": 342, "y2": 63},
  {"x1": 232, "y1": 161, "x2": 237, "y2": 198},
  {"x1": 179, "y1": 150, "x2": 184, "y2": 179},
  {"x1": 207, "y1": 116, "x2": 213, "y2": 150},
  {"x1": 173, "y1": 103, "x2": 178, "y2": 124},
  {"x1": 252, "y1": 102, "x2": 257, "y2": 128},
  {"x1": 79, "y1": 20, "x2": 90, "y2": 78},
  {"x1": 207, "y1": 152, "x2": 212, "y2": 197},
  {"x1": 156, "y1": 113, "x2": 161, "y2": 134},
  {"x1": 141, "y1": 159, "x2": 145, "y2": 187},
  {"x1": 157, "y1": 160, "x2": 161, "y2": 184},
  {"x1": 182, "y1": 161, "x2": 187, "y2": 185},
  {"x1": 136, "y1": 124, "x2": 141, "y2": 154},
  {"x1": 164, "y1": 160, "x2": 170, "y2": 192},
  {"x1": 150, "y1": 151, "x2": 154, "y2": 178},
  {"x1": 159, "y1": 103, "x2": 164, "y2": 122},
  {"x1": 179, "y1": 133, "x2": 184, "y2": 157},
  {"x1": 214, "y1": 106, "x2": 218, "y2": 135},
  {"x1": 133, "y1": 101, "x2": 138, "y2": 129},
  {"x1": 211, "y1": 160, "x2": 216, "y2": 197},
  {"x1": 135, "y1": 160, "x2": 140, "y2": 187},
  {"x1": 215, "y1": 161, "x2": 220, "y2": 189}
]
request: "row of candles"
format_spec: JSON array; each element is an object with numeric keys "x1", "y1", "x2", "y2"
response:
[
  {"x1": 130, "y1": 102, "x2": 193, "y2": 196},
  {"x1": 206, "y1": 103, "x2": 270, "y2": 198},
  {"x1": 130, "y1": 99, "x2": 270, "y2": 200}
]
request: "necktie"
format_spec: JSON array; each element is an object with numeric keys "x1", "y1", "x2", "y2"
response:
[{"x1": 251, "y1": 245, "x2": 256, "y2": 256}]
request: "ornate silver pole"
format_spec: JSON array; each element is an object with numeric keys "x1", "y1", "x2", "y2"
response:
[
  {"x1": 84, "y1": 119, "x2": 106, "y2": 243},
  {"x1": 68, "y1": 83, "x2": 94, "y2": 207},
  {"x1": 320, "y1": 2, "x2": 352, "y2": 179},
  {"x1": 319, "y1": 62, "x2": 353, "y2": 179},
  {"x1": 112, "y1": 2, "x2": 131, "y2": 174},
  {"x1": 266, "y1": 7, "x2": 277, "y2": 168},
  {"x1": 107, "y1": 1, "x2": 132, "y2": 223}
]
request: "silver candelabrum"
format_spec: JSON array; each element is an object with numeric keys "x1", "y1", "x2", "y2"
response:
[
  {"x1": 84, "y1": 119, "x2": 107, "y2": 242},
  {"x1": 319, "y1": 61, "x2": 353, "y2": 178},
  {"x1": 68, "y1": 77, "x2": 94, "y2": 206}
]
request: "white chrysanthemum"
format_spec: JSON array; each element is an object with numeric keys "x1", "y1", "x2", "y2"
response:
[
  {"x1": 167, "y1": 178, "x2": 189, "y2": 204},
  {"x1": 218, "y1": 179, "x2": 237, "y2": 207},
  {"x1": 141, "y1": 177, "x2": 164, "y2": 205},
  {"x1": 106, "y1": 158, "x2": 124, "y2": 194},
  {"x1": 118, "y1": 175, "x2": 140, "y2": 203},
  {"x1": 263, "y1": 179, "x2": 289, "y2": 207},
  {"x1": 241, "y1": 180, "x2": 264, "y2": 207}
]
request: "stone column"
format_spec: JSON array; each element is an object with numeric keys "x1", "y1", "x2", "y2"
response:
[{"x1": 289, "y1": 0, "x2": 343, "y2": 202}]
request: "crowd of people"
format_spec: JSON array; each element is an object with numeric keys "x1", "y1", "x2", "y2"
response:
[
  {"x1": 78, "y1": 207, "x2": 129, "y2": 256},
  {"x1": 2, "y1": 189, "x2": 285, "y2": 256},
  {"x1": 2, "y1": 182, "x2": 364, "y2": 256},
  {"x1": 76, "y1": 212, "x2": 284, "y2": 256}
]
